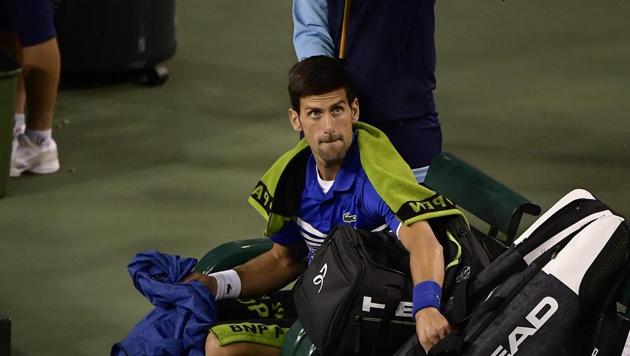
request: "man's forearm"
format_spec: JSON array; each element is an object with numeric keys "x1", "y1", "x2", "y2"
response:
[
  {"x1": 235, "y1": 244, "x2": 306, "y2": 297},
  {"x1": 399, "y1": 221, "x2": 445, "y2": 286},
  {"x1": 399, "y1": 220, "x2": 451, "y2": 352},
  {"x1": 189, "y1": 242, "x2": 306, "y2": 298}
]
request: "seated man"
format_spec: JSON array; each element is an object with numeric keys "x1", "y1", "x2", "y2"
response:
[{"x1": 186, "y1": 56, "x2": 462, "y2": 355}]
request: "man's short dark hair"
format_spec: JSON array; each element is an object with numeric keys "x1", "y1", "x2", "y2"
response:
[{"x1": 288, "y1": 56, "x2": 355, "y2": 112}]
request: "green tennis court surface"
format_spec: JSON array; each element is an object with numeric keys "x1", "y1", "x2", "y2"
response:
[{"x1": 0, "y1": 0, "x2": 628, "y2": 354}]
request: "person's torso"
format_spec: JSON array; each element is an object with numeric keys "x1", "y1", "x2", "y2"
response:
[
  {"x1": 326, "y1": 0, "x2": 439, "y2": 124},
  {"x1": 295, "y1": 145, "x2": 397, "y2": 260}
]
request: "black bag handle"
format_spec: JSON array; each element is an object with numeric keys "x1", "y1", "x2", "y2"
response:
[
  {"x1": 429, "y1": 332, "x2": 464, "y2": 356},
  {"x1": 392, "y1": 332, "x2": 464, "y2": 356}
]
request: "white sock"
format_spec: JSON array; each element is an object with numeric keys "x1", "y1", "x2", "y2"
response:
[
  {"x1": 14, "y1": 114, "x2": 25, "y2": 134},
  {"x1": 25, "y1": 129, "x2": 53, "y2": 146}
]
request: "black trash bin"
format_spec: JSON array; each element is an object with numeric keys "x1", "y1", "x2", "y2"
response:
[
  {"x1": 0, "y1": 313, "x2": 10, "y2": 356},
  {"x1": 53, "y1": 0, "x2": 176, "y2": 85},
  {"x1": 0, "y1": 51, "x2": 21, "y2": 198}
]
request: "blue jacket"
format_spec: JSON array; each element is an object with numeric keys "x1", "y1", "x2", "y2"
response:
[{"x1": 111, "y1": 250, "x2": 217, "y2": 356}]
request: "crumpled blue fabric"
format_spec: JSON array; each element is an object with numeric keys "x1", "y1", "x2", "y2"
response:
[{"x1": 111, "y1": 250, "x2": 217, "y2": 356}]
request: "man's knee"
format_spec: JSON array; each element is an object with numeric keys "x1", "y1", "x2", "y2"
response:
[
  {"x1": 205, "y1": 332, "x2": 226, "y2": 356},
  {"x1": 205, "y1": 332, "x2": 281, "y2": 356}
]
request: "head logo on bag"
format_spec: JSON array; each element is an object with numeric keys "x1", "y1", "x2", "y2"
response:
[
  {"x1": 312, "y1": 263, "x2": 328, "y2": 293},
  {"x1": 491, "y1": 296, "x2": 559, "y2": 356}
]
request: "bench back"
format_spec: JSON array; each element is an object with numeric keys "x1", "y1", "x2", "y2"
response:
[{"x1": 425, "y1": 152, "x2": 541, "y2": 245}]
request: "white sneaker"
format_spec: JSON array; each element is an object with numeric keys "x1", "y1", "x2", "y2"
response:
[{"x1": 10, "y1": 134, "x2": 60, "y2": 177}]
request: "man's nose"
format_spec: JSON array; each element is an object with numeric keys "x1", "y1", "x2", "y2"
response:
[{"x1": 323, "y1": 113, "x2": 335, "y2": 134}]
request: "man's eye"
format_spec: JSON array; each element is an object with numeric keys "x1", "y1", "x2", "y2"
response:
[
  {"x1": 309, "y1": 111, "x2": 322, "y2": 118},
  {"x1": 332, "y1": 107, "x2": 343, "y2": 114}
]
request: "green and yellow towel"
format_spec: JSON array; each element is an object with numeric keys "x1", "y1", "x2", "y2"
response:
[{"x1": 249, "y1": 122, "x2": 463, "y2": 237}]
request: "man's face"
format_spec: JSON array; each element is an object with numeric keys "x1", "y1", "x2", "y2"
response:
[{"x1": 288, "y1": 88, "x2": 359, "y2": 167}]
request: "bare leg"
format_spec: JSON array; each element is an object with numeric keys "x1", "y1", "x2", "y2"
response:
[
  {"x1": 21, "y1": 36, "x2": 60, "y2": 130},
  {"x1": 15, "y1": 70, "x2": 25, "y2": 116},
  {"x1": 205, "y1": 333, "x2": 281, "y2": 356},
  {"x1": 6, "y1": 36, "x2": 61, "y2": 177}
]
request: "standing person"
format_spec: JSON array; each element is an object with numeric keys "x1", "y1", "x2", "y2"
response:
[
  {"x1": 0, "y1": 0, "x2": 61, "y2": 177},
  {"x1": 185, "y1": 56, "x2": 462, "y2": 355},
  {"x1": 293, "y1": 0, "x2": 441, "y2": 183}
]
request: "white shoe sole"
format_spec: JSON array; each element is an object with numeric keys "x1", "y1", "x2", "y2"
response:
[{"x1": 10, "y1": 160, "x2": 60, "y2": 177}]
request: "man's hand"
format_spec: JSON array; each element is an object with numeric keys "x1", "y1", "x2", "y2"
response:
[
  {"x1": 415, "y1": 307, "x2": 451, "y2": 353},
  {"x1": 182, "y1": 271, "x2": 217, "y2": 295}
]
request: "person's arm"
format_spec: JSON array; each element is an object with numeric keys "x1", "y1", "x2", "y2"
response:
[
  {"x1": 362, "y1": 180, "x2": 451, "y2": 352},
  {"x1": 185, "y1": 241, "x2": 307, "y2": 297},
  {"x1": 292, "y1": 0, "x2": 335, "y2": 60},
  {"x1": 398, "y1": 220, "x2": 451, "y2": 353}
]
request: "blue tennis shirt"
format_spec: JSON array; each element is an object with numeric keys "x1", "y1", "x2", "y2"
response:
[{"x1": 270, "y1": 141, "x2": 401, "y2": 262}]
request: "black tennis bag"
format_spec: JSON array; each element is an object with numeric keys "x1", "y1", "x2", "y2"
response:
[
  {"x1": 293, "y1": 215, "x2": 489, "y2": 356},
  {"x1": 458, "y1": 189, "x2": 630, "y2": 356},
  {"x1": 393, "y1": 189, "x2": 630, "y2": 356}
]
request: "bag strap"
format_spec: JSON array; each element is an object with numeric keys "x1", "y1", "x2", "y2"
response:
[
  {"x1": 339, "y1": 0, "x2": 352, "y2": 59},
  {"x1": 441, "y1": 217, "x2": 484, "y2": 325},
  {"x1": 443, "y1": 276, "x2": 469, "y2": 325},
  {"x1": 369, "y1": 284, "x2": 404, "y2": 355},
  {"x1": 588, "y1": 262, "x2": 630, "y2": 353},
  {"x1": 428, "y1": 332, "x2": 464, "y2": 356},
  {"x1": 392, "y1": 335, "x2": 427, "y2": 356},
  {"x1": 392, "y1": 331, "x2": 464, "y2": 356}
]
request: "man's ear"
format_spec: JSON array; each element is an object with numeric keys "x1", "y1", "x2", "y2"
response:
[
  {"x1": 288, "y1": 108, "x2": 302, "y2": 132},
  {"x1": 351, "y1": 97, "x2": 360, "y2": 122}
]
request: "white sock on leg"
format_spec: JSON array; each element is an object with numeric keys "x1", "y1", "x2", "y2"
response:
[
  {"x1": 14, "y1": 113, "x2": 25, "y2": 135},
  {"x1": 25, "y1": 129, "x2": 53, "y2": 146}
]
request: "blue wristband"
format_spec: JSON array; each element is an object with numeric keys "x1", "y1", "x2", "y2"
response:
[{"x1": 412, "y1": 281, "x2": 442, "y2": 316}]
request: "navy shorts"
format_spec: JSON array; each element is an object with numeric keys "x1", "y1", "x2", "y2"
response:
[
  {"x1": 0, "y1": 0, "x2": 56, "y2": 46},
  {"x1": 375, "y1": 117, "x2": 443, "y2": 169}
]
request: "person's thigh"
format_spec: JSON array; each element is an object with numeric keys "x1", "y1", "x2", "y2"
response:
[
  {"x1": 8, "y1": 0, "x2": 56, "y2": 46},
  {"x1": 206, "y1": 332, "x2": 282, "y2": 356}
]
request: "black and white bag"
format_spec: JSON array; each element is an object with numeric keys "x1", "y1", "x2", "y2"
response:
[
  {"x1": 293, "y1": 215, "x2": 489, "y2": 356},
  {"x1": 460, "y1": 189, "x2": 630, "y2": 356},
  {"x1": 293, "y1": 225, "x2": 415, "y2": 355}
]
